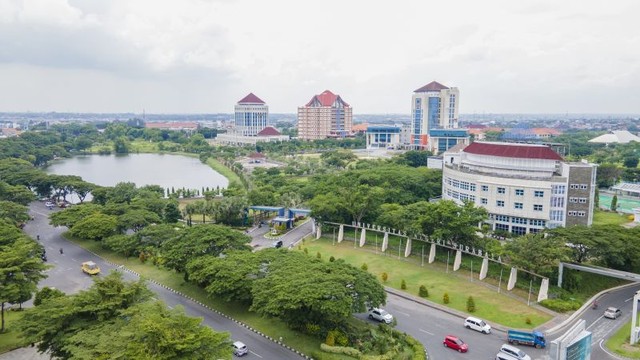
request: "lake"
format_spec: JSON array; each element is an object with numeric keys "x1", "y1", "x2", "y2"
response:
[{"x1": 46, "y1": 154, "x2": 228, "y2": 198}]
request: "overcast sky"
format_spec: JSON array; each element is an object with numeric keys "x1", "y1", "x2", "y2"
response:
[{"x1": 0, "y1": 0, "x2": 638, "y2": 115}]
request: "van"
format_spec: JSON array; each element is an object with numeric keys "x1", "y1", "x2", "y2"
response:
[
  {"x1": 500, "y1": 344, "x2": 531, "y2": 360},
  {"x1": 464, "y1": 316, "x2": 491, "y2": 334},
  {"x1": 496, "y1": 352, "x2": 519, "y2": 360}
]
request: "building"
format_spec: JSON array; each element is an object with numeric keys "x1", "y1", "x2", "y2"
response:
[
  {"x1": 366, "y1": 126, "x2": 402, "y2": 149},
  {"x1": 297, "y1": 90, "x2": 352, "y2": 140},
  {"x1": 588, "y1": 130, "x2": 640, "y2": 144},
  {"x1": 427, "y1": 128, "x2": 470, "y2": 155},
  {"x1": 442, "y1": 141, "x2": 597, "y2": 234},
  {"x1": 235, "y1": 93, "x2": 268, "y2": 136},
  {"x1": 212, "y1": 126, "x2": 289, "y2": 146},
  {"x1": 145, "y1": 121, "x2": 199, "y2": 132},
  {"x1": 411, "y1": 81, "x2": 459, "y2": 149}
]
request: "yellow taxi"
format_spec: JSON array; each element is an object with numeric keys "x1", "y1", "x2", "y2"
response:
[{"x1": 81, "y1": 261, "x2": 101, "y2": 275}]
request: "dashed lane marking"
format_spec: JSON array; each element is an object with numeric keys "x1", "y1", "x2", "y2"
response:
[
  {"x1": 419, "y1": 329, "x2": 434, "y2": 335},
  {"x1": 249, "y1": 351, "x2": 263, "y2": 358}
]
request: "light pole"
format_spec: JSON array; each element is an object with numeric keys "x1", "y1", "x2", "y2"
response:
[
  {"x1": 498, "y1": 267, "x2": 503, "y2": 293},
  {"x1": 527, "y1": 279, "x2": 533, "y2": 306}
]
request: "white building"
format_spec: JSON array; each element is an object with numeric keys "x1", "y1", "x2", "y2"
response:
[
  {"x1": 442, "y1": 142, "x2": 597, "y2": 234},
  {"x1": 235, "y1": 93, "x2": 268, "y2": 136},
  {"x1": 411, "y1": 81, "x2": 459, "y2": 149}
]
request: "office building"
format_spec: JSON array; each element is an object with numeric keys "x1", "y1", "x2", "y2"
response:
[
  {"x1": 442, "y1": 142, "x2": 597, "y2": 234},
  {"x1": 235, "y1": 93, "x2": 268, "y2": 136},
  {"x1": 411, "y1": 81, "x2": 459, "y2": 149},
  {"x1": 297, "y1": 90, "x2": 352, "y2": 140}
]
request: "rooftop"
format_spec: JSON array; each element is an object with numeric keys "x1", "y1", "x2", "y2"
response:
[
  {"x1": 237, "y1": 93, "x2": 266, "y2": 105},
  {"x1": 414, "y1": 81, "x2": 449, "y2": 93},
  {"x1": 305, "y1": 90, "x2": 350, "y2": 107},
  {"x1": 463, "y1": 142, "x2": 564, "y2": 161},
  {"x1": 257, "y1": 126, "x2": 281, "y2": 136}
]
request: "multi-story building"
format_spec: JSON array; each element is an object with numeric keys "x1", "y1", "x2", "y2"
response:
[
  {"x1": 235, "y1": 93, "x2": 268, "y2": 136},
  {"x1": 442, "y1": 141, "x2": 597, "y2": 234},
  {"x1": 427, "y1": 129, "x2": 470, "y2": 155},
  {"x1": 297, "y1": 90, "x2": 352, "y2": 140},
  {"x1": 365, "y1": 126, "x2": 402, "y2": 149},
  {"x1": 411, "y1": 81, "x2": 459, "y2": 150}
]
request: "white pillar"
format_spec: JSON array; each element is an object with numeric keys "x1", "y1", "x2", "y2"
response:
[
  {"x1": 316, "y1": 224, "x2": 321, "y2": 239},
  {"x1": 404, "y1": 238, "x2": 412, "y2": 257},
  {"x1": 381, "y1": 232, "x2": 389, "y2": 252},
  {"x1": 537, "y1": 278, "x2": 549, "y2": 302},
  {"x1": 631, "y1": 291, "x2": 640, "y2": 344},
  {"x1": 507, "y1": 267, "x2": 518, "y2": 291},
  {"x1": 453, "y1": 250, "x2": 462, "y2": 271},
  {"x1": 428, "y1": 243, "x2": 436, "y2": 263},
  {"x1": 359, "y1": 228, "x2": 366, "y2": 247},
  {"x1": 337, "y1": 224, "x2": 344, "y2": 243},
  {"x1": 479, "y1": 257, "x2": 489, "y2": 280}
]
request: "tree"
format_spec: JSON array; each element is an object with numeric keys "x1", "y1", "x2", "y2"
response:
[
  {"x1": 113, "y1": 136, "x2": 131, "y2": 154},
  {"x1": 0, "y1": 200, "x2": 30, "y2": 226},
  {"x1": 104, "y1": 234, "x2": 139, "y2": 258},
  {"x1": 623, "y1": 156, "x2": 639, "y2": 169},
  {"x1": 0, "y1": 235, "x2": 48, "y2": 332},
  {"x1": 504, "y1": 234, "x2": 571, "y2": 277},
  {"x1": 611, "y1": 194, "x2": 618, "y2": 211},
  {"x1": 33, "y1": 287, "x2": 65, "y2": 306},
  {"x1": 396, "y1": 150, "x2": 432, "y2": 167},
  {"x1": 164, "y1": 201, "x2": 181, "y2": 223},
  {"x1": 597, "y1": 163, "x2": 622, "y2": 188},
  {"x1": 116, "y1": 208, "x2": 162, "y2": 233},
  {"x1": 49, "y1": 203, "x2": 103, "y2": 228},
  {"x1": 69, "y1": 213, "x2": 118, "y2": 241}
]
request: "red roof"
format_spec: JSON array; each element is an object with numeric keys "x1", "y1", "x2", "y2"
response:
[
  {"x1": 414, "y1": 81, "x2": 449, "y2": 93},
  {"x1": 249, "y1": 152, "x2": 266, "y2": 159},
  {"x1": 257, "y1": 126, "x2": 281, "y2": 136},
  {"x1": 238, "y1": 93, "x2": 265, "y2": 104},
  {"x1": 305, "y1": 90, "x2": 350, "y2": 107},
  {"x1": 463, "y1": 142, "x2": 563, "y2": 161}
]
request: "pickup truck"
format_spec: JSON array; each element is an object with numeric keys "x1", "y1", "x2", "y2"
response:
[{"x1": 507, "y1": 329, "x2": 546, "y2": 349}]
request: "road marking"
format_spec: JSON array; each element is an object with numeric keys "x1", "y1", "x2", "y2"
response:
[
  {"x1": 625, "y1": 297, "x2": 633, "y2": 302},
  {"x1": 249, "y1": 351, "x2": 263, "y2": 358},
  {"x1": 419, "y1": 328, "x2": 434, "y2": 335},
  {"x1": 395, "y1": 311, "x2": 410, "y2": 317},
  {"x1": 599, "y1": 338, "x2": 625, "y2": 359},
  {"x1": 586, "y1": 316, "x2": 604, "y2": 331}
]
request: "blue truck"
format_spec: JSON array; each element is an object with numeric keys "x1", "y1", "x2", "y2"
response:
[{"x1": 507, "y1": 329, "x2": 546, "y2": 349}]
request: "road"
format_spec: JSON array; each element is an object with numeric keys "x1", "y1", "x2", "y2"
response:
[{"x1": 24, "y1": 201, "x2": 304, "y2": 360}]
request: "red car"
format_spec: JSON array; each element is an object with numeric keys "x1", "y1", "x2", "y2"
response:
[{"x1": 443, "y1": 335, "x2": 468, "y2": 353}]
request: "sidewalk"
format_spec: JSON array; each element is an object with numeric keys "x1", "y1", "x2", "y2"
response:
[{"x1": 0, "y1": 347, "x2": 48, "y2": 360}]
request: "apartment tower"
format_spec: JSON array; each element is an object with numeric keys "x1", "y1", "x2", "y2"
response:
[{"x1": 297, "y1": 90, "x2": 352, "y2": 140}]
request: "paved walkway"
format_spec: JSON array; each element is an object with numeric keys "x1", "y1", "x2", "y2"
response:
[{"x1": 0, "y1": 347, "x2": 48, "y2": 360}]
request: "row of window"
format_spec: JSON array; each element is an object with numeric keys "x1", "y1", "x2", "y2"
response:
[
  {"x1": 552, "y1": 185, "x2": 567, "y2": 195},
  {"x1": 569, "y1": 184, "x2": 589, "y2": 190},
  {"x1": 550, "y1": 196, "x2": 565, "y2": 208},
  {"x1": 490, "y1": 214, "x2": 547, "y2": 226},
  {"x1": 569, "y1": 197, "x2": 588, "y2": 203},
  {"x1": 495, "y1": 223, "x2": 543, "y2": 235},
  {"x1": 446, "y1": 179, "x2": 550, "y2": 198},
  {"x1": 568, "y1": 211, "x2": 587, "y2": 217},
  {"x1": 446, "y1": 189, "x2": 476, "y2": 203},
  {"x1": 487, "y1": 186, "x2": 544, "y2": 198},
  {"x1": 487, "y1": 199, "x2": 543, "y2": 211}
]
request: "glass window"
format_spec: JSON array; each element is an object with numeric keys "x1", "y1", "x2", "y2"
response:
[
  {"x1": 481, "y1": 198, "x2": 487, "y2": 205},
  {"x1": 511, "y1": 226, "x2": 527, "y2": 236},
  {"x1": 495, "y1": 223, "x2": 509, "y2": 231},
  {"x1": 481, "y1": 185, "x2": 489, "y2": 192},
  {"x1": 497, "y1": 187, "x2": 506, "y2": 194},
  {"x1": 534, "y1": 191, "x2": 544, "y2": 197},
  {"x1": 514, "y1": 202, "x2": 523, "y2": 209},
  {"x1": 497, "y1": 200, "x2": 505, "y2": 207},
  {"x1": 534, "y1": 204, "x2": 543, "y2": 211},
  {"x1": 515, "y1": 189, "x2": 524, "y2": 196}
]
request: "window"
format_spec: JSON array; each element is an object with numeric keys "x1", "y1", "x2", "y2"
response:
[
  {"x1": 514, "y1": 202, "x2": 523, "y2": 209},
  {"x1": 570, "y1": 184, "x2": 577, "y2": 189},
  {"x1": 578, "y1": 211, "x2": 586, "y2": 217},
  {"x1": 495, "y1": 223, "x2": 509, "y2": 231},
  {"x1": 533, "y1": 204, "x2": 543, "y2": 211},
  {"x1": 530, "y1": 219, "x2": 546, "y2": 226},
  {"x1": 551, "y1": 197, "x2": 565, "y2": 207},
  {"x1": 511, "y1": 226, "x2": 527, "y2": 236},
  {"x1": 512, "y1": 217, "x2": 527, "y2": 224},
  {"x1": 534, "y1": 190, "x2": 544, "y2": 198},
  {"x1": 552, "y1": 185, "x2": 566, "y2": 195},
  {"x1": 569, "y1": 197, "x2": 578, "y2": 203},
  {"x1": 550, "y1": 210, "x2": 564, "y2": 221},
  {"x1": 481, "y1": 185, "x2": 489, "y2": 192},
  {"x1": 568, "y1": 211, "x2": 577, "y2": 216},
  {"x1": 579, "y1": 198, "x2": 587, "y2": 203},
  {"x1": 496, "y1": 215, "x2": 510, "y2": 222},
  {"x1": 481, "y1": 198, "x2": 488, "y2": 205},
  {"x1": 497, "y1": 187, "x2": 506, "y2": 194},
  {"x1": 515, "y1": 189, "x2": 524, "y2": 196},
  {"x1": 497, "y1": 200, "x2": 505, "y2": 207},
  {"x1": 580, "y1": 184, "x2": 588, "y2": 189}
]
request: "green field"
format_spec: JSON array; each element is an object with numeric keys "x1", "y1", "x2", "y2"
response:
[
  {"x1": 606, "y1": 321, "x2": 640, "y2": 358},
  {"x1": 0, "y1": 309, "x2": 30, "y2": 354},
  {"x1": 300, "y1": 237, "x2": 552, "y2": 329},
  {"x1": 593, "y1": 208, "x2": 634, "y2": 226}
]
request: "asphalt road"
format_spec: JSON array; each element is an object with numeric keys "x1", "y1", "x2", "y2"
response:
[{"x1": 24, "y1": 201, "x2": 304, "y2": 360}]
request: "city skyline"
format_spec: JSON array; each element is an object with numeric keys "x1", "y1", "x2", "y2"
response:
[{"x1": 0, "y1": 0, "x2": 638, "y2": 114}]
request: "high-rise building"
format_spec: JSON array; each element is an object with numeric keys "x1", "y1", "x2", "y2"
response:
[
  {"x1": 297, "y1": 90, "x2": 352, "y2": 140},
  {"x1": 235, "y1": 93, "x2": 268, "y2": 136},
  {"x1": 411, "y1": 81, "x2": 459, "y2": 149}
]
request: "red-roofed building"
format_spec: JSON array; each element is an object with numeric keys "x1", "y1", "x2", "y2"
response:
[
  {"x1": 235, "y1": 93, "x2": 268, "y2": 136},
  {"x1": 257, "y1": 126, "x2": 281, "y2": 136},
  {"x1": 442, "y1": 141, "x2": 597, "y2": 232},
  {"x1": 411, "y1": 81, "x2": 459, "y2": 149},
  {"x1": 297, "y1": 90, "x2": 353, "y2": 140}
]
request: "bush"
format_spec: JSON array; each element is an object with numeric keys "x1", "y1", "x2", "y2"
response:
[
  {"x1": 467, "y1": 296, "x2": 476, "y2": 312},
  {"x1": 361, "y1": 263, "x2": 368, "y2": 271},
  {"x1": 316, "y1": 251, "x2": 322, "y2": 259},
  {"x1": 305, "y1": 323, "x2": 320, "y2": 335},
  {"x1": 401, "y1": 279, "x2": 407, "y2": 290},
  {"x1": 443, "y1": 292, "x2": 450, "y2": 304},
  {"x1": 325, "y1": 332, "x2": 335, "y2": 346},
  {"x1": 381, "y1": 272, "x2": 388, "y2": 282},
  {"x1": 320, "y1": 343, "x2": 361, "y2": 357},
  {"x1": 525, "y1": 317, "x2": 532, "y2": 325},
  {"x1": 303, "y1": 248, "x2": 308, "y2": 254},
  {"x1": 540, "y1": 298, "x2": 582, "y2": 312},
  {"x1": 329, "y1": 256, "x2": 335, "y2": 262},
  {"x1": 419, "y1": 285, "x2": 429, "y2": 298}
]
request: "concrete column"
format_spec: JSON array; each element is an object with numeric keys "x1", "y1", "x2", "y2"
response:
[
  {"x1": 337, "y1": 224, "x2": 344, "y2": 243},
  {"x1": 316, "y1": 224, "x2": 321, "y2": 239},
  {"x1": 428, "y1": 243, "x2": 436, "y2": 263},
  {"x1": 631, "y1": 291, "x2": 640, "y2": 344},
  {"x1": 381, "y1": 232, "x2": 388, "y2": 252},
  {"x1": 453, "y1": 250, "x2": 462, "y2": 271},
  {"x1": 404, "y1": 238, "x2": 412, "y2": 257},
  {"x1": 537, "y1": 278, "x2": 549, "y2": 302},
  {"x1": 557, "y1": 262, "x2": 564, "y2": 288},
  {"x1": 507, "y1": 267, "x2": 517, "y2": 291},
  {"x1": 359, "y1": 228, "x2": 366, "y2": 247},
  {"x1": 479, "y1": 257, "x2": 489, "y2": 280}
]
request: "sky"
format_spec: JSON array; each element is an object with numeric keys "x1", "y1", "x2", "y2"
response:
[{"x1": 0, "y1": 0, "x2": 638, "y2": 115}]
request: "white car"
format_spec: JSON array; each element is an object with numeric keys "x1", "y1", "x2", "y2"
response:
[
  {"x1": 464, "y1": 316, "x2": 491, "y2": 334},
  {"x1": 500, "y1": 344, "x2": 531, "y2": 360},
  {"x1": 368, "y1": 308, "x2": 393, "y2": 324},
  {"x1": 45, "y1": 201, "x2": 55, "y2": 208},
  {"x1": 604, "y1": 307, "x2": 622, "y2": 319},
  {"x1": 232, "y1": 341, "x2": 248, "y2": 356}
]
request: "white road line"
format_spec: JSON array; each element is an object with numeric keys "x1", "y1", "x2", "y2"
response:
[
  {"x1": 395, "y1": 311, "x2": 410, "y2": 317},
  {"x1": 419, "y1": 328, "x2": 434, "y2": 336},
  {"x1": 625, "y1": 297, "x2": 633, "y2": 302},
  {"x1": 599, "y1": 339, "x2": 625, "y2": 359},
  {"x1": 249, "y1": 351, "x2": 263, "y2": 358},
  {"x1": 586, "y1": 316, "x2": 604, "y2": 331}
]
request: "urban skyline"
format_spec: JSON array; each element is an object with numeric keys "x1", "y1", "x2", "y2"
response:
[{"x1": 0, "y1": 1, "x2": 638, "y2": 114}]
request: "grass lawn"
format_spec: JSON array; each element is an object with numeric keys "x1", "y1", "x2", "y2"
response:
[
  {"x1": 64, "y1": 235, "x2": 358, "y2": 359},
  {"x1": 593, "y1": 209, "x2": 633, "y2": 226},
  {"x1": 606, "y1": 321, "x2": 640, "y2": 358},
  {"x1": 300, "y1": 237, "x2": 552, "y2": 329},
  {"x1": 0, "y1": 309, "x2": 30, "y2": 354}
]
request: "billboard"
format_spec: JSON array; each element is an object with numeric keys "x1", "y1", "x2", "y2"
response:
[{"x1": 566, "y1": 331, "x2": 592, "y2": 360}]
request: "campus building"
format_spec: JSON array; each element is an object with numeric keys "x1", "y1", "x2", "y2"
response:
[
  {"x1": 365, "y1": 125, "x2": 402, "y2": 149},
  {"x1": 297, "y1": 90, "x2": 352, "y2": 140},
  {"x1": 427, "y1": 128, "x2": 470, "y2": 155},
  {"x1": 442, "y1": 142, "x2": 597, "y2": 234},
  {"x1": 411, "y1": 81, "x2": 459, "y2": 150},
  {"x1": 235, "y1": 93, "x2": 268, "y2": 136}
]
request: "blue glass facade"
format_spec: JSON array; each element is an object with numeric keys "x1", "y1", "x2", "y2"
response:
[{"x1": 428, "y1": 97, "x2": 440, "y2": 130}]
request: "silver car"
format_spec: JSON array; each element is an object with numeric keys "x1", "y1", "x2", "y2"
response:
[{"x1": 604, "y1": 307, "x2": 622, "y2": 319}]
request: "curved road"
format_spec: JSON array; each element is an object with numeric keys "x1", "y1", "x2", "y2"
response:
[{"x1": 24, "y1": 202, "x2": 304, "y2": 360}]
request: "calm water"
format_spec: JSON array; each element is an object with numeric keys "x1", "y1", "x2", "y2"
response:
[{"x1": 46, "y1": 154, "x2": 228, "y2": 197}]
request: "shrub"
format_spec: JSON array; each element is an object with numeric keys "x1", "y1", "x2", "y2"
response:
[
  {"x1": 305, "y1": 323, "x2": 320, "y2": 335},
  {"x1": 325, "y1": 332, "x2": 335, "y2": 346},
  {"x1": 303, "y1": 248, "x2": 308, "y2": 254},
  {"x1": 525, "y1": 317, "x2": 532, "y2": 325},
  {"x1": 540, "y1": 298, "x2": 582, "y2": 312},
  {"x1": 381, "y1": 272, "x2": 388, "y2": 282},
  {"x1": 320, "y1": 343, "x2": 361, "y2": 357},
  {"x1": 361, "y1": 263, "x2": 368, "y2": 271},
  {"x1": 443, "y1": 292, "x2": 450, "y2": 304},
  {"x1": 138, "y1": 252, "x2": 147, "y2": 263},
  {"x1": 466, "y1": 296, "x2": 476, "y2": 312},
  {"x1": 329, "y1": 256, "x2": 335, "y2": 262},
  {"x1": 316, "y1": 251, "x2": 322, "y2": 259},
  {"x1": 401, "y1": 279, "x2": 407, "y2": 290},
  {"x1": 419, "y1": 285, "x2": 429, "y2": 298}
]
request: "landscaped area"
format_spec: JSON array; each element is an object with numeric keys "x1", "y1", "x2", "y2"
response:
[
  {"x1": 299, "y1": 237, "x2": 552, "y2": 329},
  {"x1": 593, "y1": 208, "x2": 635, "y2": 226},
  {"x1": 606, "y1": 321, "x2": 640, "y2": 359},
  {"x1": 0, "y1": 309, "x2": 29, "y2": 353}
]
